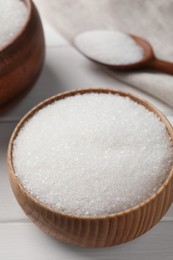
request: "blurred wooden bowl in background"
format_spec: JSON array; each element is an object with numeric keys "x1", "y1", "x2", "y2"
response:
[{"x1": 0, "y1": 0, "x2": 45, "y2": 108}]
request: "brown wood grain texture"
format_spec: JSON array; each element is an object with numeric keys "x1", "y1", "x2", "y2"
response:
[{"x1": 7, "y1": 88, "x2": 173, "y2": 247}]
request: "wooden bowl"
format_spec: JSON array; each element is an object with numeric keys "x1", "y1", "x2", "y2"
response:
[
  {"x1": 7, "y1": 88, "x2": 173, "y2": 248},
  {"x1": 0, "y1": 0, "x2": 45, "y2": 108}
]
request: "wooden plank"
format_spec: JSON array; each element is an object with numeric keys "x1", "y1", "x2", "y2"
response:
[
  {"x1": 43, "y1": 21, "x2": 68, "y2": 47},
  {"x1": 0, "y1": 123, "x2": 27, "y2": 222},
  {"x1": 1, "y1": 46, "x2": 173, "y2": 122},
  {"x1": 0, "y1": 221, "x2": 172, "y2": 259}
]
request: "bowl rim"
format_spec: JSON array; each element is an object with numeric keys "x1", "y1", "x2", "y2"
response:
[
  {"x1": 0, "y1": 0, "x2": 32, "y2": 52},
  {"x1": 7, "y1": 88, "x2": 173, "y2": 220}
]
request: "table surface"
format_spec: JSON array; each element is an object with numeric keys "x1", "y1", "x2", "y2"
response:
[{"x1": 1, "y1": 4, "x2": 173, "y2": 259}]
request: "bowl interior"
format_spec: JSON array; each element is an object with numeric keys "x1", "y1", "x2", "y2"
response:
[{"x1": 8, "y1": 88, "x2": 173, "y2": 220}]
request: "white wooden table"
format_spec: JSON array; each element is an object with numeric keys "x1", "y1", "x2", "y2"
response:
[{"x1": 0, "y1": 7, "x2": 173, "y2": 259}]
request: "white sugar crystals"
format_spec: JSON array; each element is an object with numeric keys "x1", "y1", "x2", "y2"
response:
[
  {"x1": 0, "y1": 0, "x2": 28, "y2": 50},
  {"x1": 13, "y1": 93, "x2": 173, "y2": 216},
  {"x1": 75, "y1": 30, "x2": 144, "y2": 65}
]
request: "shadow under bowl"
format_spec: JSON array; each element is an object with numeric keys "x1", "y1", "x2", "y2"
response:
[
  {"x1": 7, "y1": 88, "x2": 173, "y2": 248},
  {"x1": 0, "y1": 0, "x2": 45, "y2": 109}
]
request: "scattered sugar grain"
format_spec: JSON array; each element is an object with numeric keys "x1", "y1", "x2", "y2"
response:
[
  {"x1": 0, "y1": 0, "x2": 28, "y2": 50},
  {"x1": 75, "y1": 30, "x2": 144, "y2": 65},
  {"x1": 13, "y1": 93, "x2": 173, "y2": 216}
]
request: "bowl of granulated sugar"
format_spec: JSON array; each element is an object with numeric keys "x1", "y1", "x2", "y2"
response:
[
  {"x1": 8, "y1": 88, "x2": 173, "y2": 247},
  {"x1": 0, "y1": 0, "x2": 45, "y2": 108}
]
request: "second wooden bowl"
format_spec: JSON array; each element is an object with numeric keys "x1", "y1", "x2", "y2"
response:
[
  {"x1": 7, "y1": 88, "x2": 173, "y2": 247},
  {"x1": 0, "y1": 0, "x2": 45, "y2": 108}
]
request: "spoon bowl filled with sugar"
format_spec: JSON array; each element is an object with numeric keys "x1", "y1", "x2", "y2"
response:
[
  {"x1": 0, "y1": 0, "x2": 45, "y2": 109},
  {"x1": 74, "y1": 30, "x2": 173, "y2": 74},
  {"x1": 8, "y1": 88, "x2": 173, "y2": 247}
]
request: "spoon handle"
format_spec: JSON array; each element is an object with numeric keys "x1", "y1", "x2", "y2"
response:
[{"x1": 148, "y1": 58, "x2": 173, "y2": 75}]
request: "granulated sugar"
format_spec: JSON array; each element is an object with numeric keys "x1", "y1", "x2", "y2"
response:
[
  {"x1": 0, "y1": 0, "x2": 28, "y2": 50},
  {"x1": 75, "y1": 30, "x2": 144, "y2": 65},
  {"x1": 13, "y1": 93, "x2": 173, "y2": 216}
]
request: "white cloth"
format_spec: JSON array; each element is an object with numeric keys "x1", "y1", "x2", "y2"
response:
[{"x1": 34, "y1": 0, "x2": 173, "y2": 107}]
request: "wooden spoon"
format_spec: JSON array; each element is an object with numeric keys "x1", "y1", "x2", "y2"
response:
[
  {"x1": 130, "y1": 35, "x2": 173, "y2": 74},
  {"x1": 75, "y1": 33, "x2": 173, "y2": 75}
]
